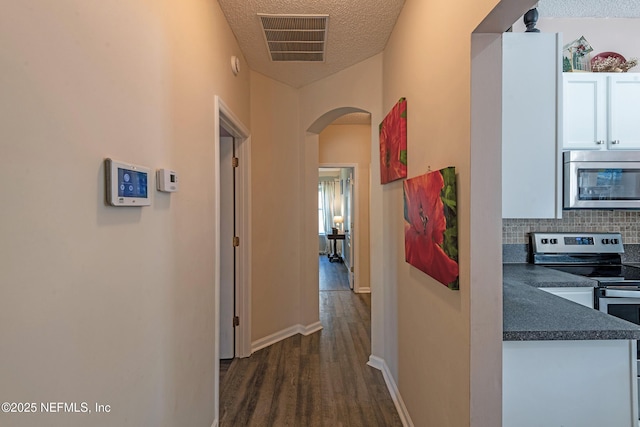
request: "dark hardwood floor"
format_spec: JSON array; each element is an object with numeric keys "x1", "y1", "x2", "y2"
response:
[
  {"x1": 319, "y1": 254, "x2": 351, "y2": 291},
  {"x1": 218, "y1": 257, "x2": 402, "y2": 426}
]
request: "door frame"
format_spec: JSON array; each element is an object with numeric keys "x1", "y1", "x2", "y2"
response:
[
  {"x1": 214, "y1": 96, "x2": 251, "y2": 420},
  {"x1": 318, "y1": 162, "x2": 364, "y2": 293}
]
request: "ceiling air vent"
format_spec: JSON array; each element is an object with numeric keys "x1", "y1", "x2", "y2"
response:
[{"x1": 258, "y1": 14, "x2": 329, "y2": 62}]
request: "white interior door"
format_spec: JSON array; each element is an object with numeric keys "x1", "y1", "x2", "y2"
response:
[{"x1": 219, "y1": 134, "x2": 235, "y2": 359}]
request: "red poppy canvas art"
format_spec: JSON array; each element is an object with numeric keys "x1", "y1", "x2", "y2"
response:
[
  {"x1": 403, "y1": 167, "x2": 459, "y2": 289},
  {"x1": 379, "y1": 97, "x2": 407, "y2": 184}
]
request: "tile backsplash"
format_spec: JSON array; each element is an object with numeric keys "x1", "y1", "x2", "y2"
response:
[{"x1": 503, "y1": 210, "x2": 640, "y2": 244}]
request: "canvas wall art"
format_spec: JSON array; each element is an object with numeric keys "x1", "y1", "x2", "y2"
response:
[
  {"x1": 403, "y1": 167, "x2": 459, "y2": 290},
  {"x1": 379, "y1": 97, "x2": 407, "y2": 184}
]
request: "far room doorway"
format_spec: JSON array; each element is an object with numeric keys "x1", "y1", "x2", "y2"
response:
[
  {"x1": 319, "y1": 166, "x2": 355, "y2": 291},
  {"x1": 317, "y1": 111, "x2": 372, "y2": 294}
]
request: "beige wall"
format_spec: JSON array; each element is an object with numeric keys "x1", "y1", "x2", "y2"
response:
[
  {"x1": 249, "y1": 71, "x2": 305, "y2": 340},
  {"x1": 383, "y1": 2, "x2": 471, "y2": 423},
  {"x1": 319, "y1": 124, "x2": 371, "y2": 290},
  {"x1": 299, "y1": 54, "x2": 382, "y2": 338},
  {"x1": 298, "y1": 53, "x2": 384, "y2": 347},
  {"x1": 382, "y1": 0, "x2": 535, "y2": 425},
  {"x1": 247, "y1": 56, "x2": 383, "y2": 347},
  {"x1": 319, "y1": 124, "x2": 371, "y2": 163},
  {"x1": 1, "y1": 1, "x2": 559, "y2": 426},
  {"x1": 513, "y1": 17, "x2": 640, "y2": 65},
  {"x1": 0, "y1": 1, "x2": 249, "y2": 426}
]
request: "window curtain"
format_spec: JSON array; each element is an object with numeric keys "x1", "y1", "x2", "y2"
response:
[{"x1": 319, "y1": 180, "x2": 337, "y2": 254}]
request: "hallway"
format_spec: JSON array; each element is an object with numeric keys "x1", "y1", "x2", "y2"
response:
[
  {"x1": 218, "y1": 258, "x2": 402, "y2": 426},
  {"x1": 319, "y1": 254, "x2": 351, "y2": 291}
]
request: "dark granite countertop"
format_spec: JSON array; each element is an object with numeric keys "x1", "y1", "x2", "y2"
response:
[
  {"x1": 503, "y1": 264, "x2": 640, "y2": 341},
  {"x1": 503, "y1": 263, "x2": 597, "y2": 288}
]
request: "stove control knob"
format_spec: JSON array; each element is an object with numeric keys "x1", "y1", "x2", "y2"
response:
[
  {"x1": 541, "y1": 238, "x2": 549, "y2": 244},
  {"x1": 612, "y1": 238, "x2": 620, "y2": 244},
  {"x1": 602, "y1": 238, "x2": 610, "y2": 244},
  {"x1": 550, "y1": 238, "x2": 558, "y2": 244}
]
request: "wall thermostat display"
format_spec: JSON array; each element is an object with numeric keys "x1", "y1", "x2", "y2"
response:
[
  {"x1": 105, "y1": 158, "x2": 151, "y2": 206},
  {"x1": 156, "y1": 168, "x2": 178, "y2": 192}
]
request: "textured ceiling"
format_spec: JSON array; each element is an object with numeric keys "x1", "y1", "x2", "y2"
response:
[
  {"x1": 217, "y1": 0, "x2": 405, "y2": 88},
  {"x1": 218, "y1": 0, "x2": 637, "y2": 88},
  {"x1": 538, "y1": 0, "x2": 640, "y2": 18}
]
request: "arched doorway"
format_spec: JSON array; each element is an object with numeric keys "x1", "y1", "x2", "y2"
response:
[{"x1": 308, "y1": 108, "x2": 372, "y2": 295}]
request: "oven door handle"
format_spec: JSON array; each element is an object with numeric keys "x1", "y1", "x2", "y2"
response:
[{"x1": 603, "y1": 289, "x2": 640, "y2": 298}]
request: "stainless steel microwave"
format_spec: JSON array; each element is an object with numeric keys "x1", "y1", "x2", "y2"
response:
[{"x1": 564, "y1": 150, "x2": 640, "y2": 209}]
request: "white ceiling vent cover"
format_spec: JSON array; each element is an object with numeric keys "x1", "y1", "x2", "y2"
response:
[{"x1": 258, "y1": 14, "x2": 329, "y2": 62}]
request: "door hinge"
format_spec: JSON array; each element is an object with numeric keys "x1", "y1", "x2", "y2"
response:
[
  {"x1": 232, "y1": 157, "x2": 239, "y2": 168},
  {"x1": 233, "y1": 236, "x2": 240, "y2": 247},
  {"x1": 233, "y1": 316, "x2": 240, "y2": 327}
]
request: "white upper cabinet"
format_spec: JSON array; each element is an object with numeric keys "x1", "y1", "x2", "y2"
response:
[
  {"x1": 502, "y1": 33, "x2": 561, "y2": 219},
  {"x1": 609, "y1": 74, "x2": 640, "y2": 149},
  {"x1": 563, "y1": 74, "x2": 607, "y2": 149},
  {"x1": 563, "y1": 73, "x2": 640, "y2": 150}
]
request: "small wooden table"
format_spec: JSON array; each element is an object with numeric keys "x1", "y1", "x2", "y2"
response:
[{"x1": 326, "y1": 233, "x2": 345, "y2": 263}]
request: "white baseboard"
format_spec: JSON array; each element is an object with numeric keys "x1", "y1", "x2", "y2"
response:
[
  {"x1": 251, "y1": 322, "x2": 324, "y2": 353},
  {"x1": 355, "y1": 287, "x2": 371, "y2": 294},
  {"x1": 368, "y1": 355, "x2": 413, "y2": 427},
  {"x1": 300, "y1": 321, "x2": 323, "y2": 335}
]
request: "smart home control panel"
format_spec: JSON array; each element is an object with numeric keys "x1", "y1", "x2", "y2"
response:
[{"x1": 105, "y1": 158, "x2": 151, "y2": 206}]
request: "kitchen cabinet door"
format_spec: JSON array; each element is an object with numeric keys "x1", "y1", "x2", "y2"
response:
[
  {"x1": 563, "y1": 73, "x2": 640, "y2": 150},
  {"x1": 503, "y1": 340, "x2": 637, "y2": 427},
  {"x1": 563, "y1": 73, "x2": 607, "y2": 150},
  {"x1": 609, "y1": 73, "x2": 640, "y2": 149},
  {"x1": 502, "y1": 33, "x2": 561, "y2": 219}
]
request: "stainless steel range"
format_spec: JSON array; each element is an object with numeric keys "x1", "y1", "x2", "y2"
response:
[
  {"x1": 531, "y1": 231, "x2": 640, "y2": 417},
  {"x1": 530, "y1": 231, "x2": 640, "y2": 281},
  {"x1": 530, "y1": 232, "x2": 640, "y2": 312}
]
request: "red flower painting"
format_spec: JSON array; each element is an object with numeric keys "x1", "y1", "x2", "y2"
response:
[
  {"x1": 379, "y1": 98, "x2": 407, "y2": 184},
  {"x1": 403, "y1": 167, "x2": 459, "y2": 289}
]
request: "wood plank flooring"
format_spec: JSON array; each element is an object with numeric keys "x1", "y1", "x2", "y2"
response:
[
  {"x1": 219, "y1": 260, "x2": 402, "y2": 426},
  {"x1": 319, "y1": 255, "x2": 351, "y2": 291}
]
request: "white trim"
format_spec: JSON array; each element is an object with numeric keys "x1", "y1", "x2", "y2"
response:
[
  {"x1": 367, "y1": 355, "x2": 413, "y2": 427},
  {"x1": 367, "y1": 355, "x2": 384, "y2": 370},
  {"x1": 213, "y1": 96, "x2": 251, "y2": 426},
  {"x1": 251, "y1": 322, "x2": 324, "y2": 353},
  {"x1": 318, "y1": 162, "x2": 363, "y2": 292},
  {"x1": 252, "y1": 325, "x2": 298, "y2": 353},
  {"x1": 300, "y1": 321, "x2": 323, "y2": 335},
  {"x1": 629, "y1": 340, "x2": 638, "y2": 424},
  {"x1": 219, "y1": 99, "x2": 250, "y2": 137},
  {"x1": 216, "y1": 97, "x2": 252, "y2": 359},
  {"x1": 355, "y1": 287, "x2": 371, "y2": 294},
  {"x1": 211, "y1": 420, "x2": 218, "y2": 427},
  {"x1": 213, "y1": 103, "x2": 221, "y2": 427},
  {"x1": 234, "y1": 137, "x2": 252, "y2": 359}
]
